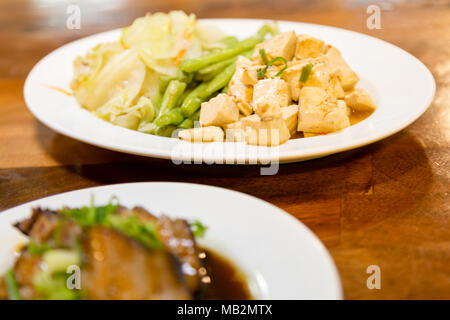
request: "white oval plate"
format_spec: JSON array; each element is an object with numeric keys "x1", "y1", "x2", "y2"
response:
[
  {"x1": 24, "y1": 19, "x2": 435, "y2": 163},
  {"x1": 0, "y1": 182, "x2": 341, "y2": 299}
]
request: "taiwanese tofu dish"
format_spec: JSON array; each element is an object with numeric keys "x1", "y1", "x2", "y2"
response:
[
  {"x1": 0, "y1": 201, "x2": 250, "y2": 300},
  {"x1": 71, "y1": 11, "x2": 375, "y2": 146}
]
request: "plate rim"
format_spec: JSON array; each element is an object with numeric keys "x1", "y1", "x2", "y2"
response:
[
  {"x1": 0, "y1": 181, "x2": 343, "y2": 300},
  {"x1": 23, "y1": 18, "x2": 436, "y2": 163}
]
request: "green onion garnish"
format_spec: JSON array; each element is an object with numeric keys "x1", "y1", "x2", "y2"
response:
[
  {"x1": 256, "y1": 67, "x2": 267, "y2": 79},
  {"x1": 299, "y1": 63, "x2": 314, "y2": 83},
  {"x1": 28, "y1": 241, "x2": 52, "y2": 256},
  {"x1": 257, "y1": 49, "x2": 288, "y2": 79},
  {"x1": 190, "y1": 221, "x2": 207, "y2": 238},
  {"x1": 4, "y1": 269, "x2": 21, "y2": 300},
  {"x1": 259, "y1": 48, "x2": 269, "y2": 65},
  {"x1": 271, "y1": 57, "x2": 288, "y2": 77}
]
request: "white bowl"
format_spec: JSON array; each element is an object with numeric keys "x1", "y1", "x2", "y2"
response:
[{"x1": 0, "y1": 182, "x2": 342, "y2": 299}]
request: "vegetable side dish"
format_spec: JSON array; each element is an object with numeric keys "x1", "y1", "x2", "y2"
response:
[
  {"x1": 70, "y1": 11, "x2": 375, "y2": 146},
  {"x1": 0, "y1": 200, "x2": 250, "y2": 300}
]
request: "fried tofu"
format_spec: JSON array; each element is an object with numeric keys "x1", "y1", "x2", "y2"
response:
[
  {"x1": 178, "y1": 126, "x2": 224, "y2": 142},
  {"x1": 329, "y1": 75, "x2": 345, "y2": 99},
  {"x1": 252, "y1": 79, "x2": 289, "y2": 120},
  {"x1": 282, "y1": 59, "x2": 331, "y2": 101},
  {"x1": 224, "y1": 121, "x2": 245, "y2": 142},
  {"x1": 297, "y1": 87, "x2": 350, "y2": 133},
  {"x1": 252, "y1": 31, "x2": 297, "y2": 63},
  {"x1": 228, "y1": 57, "x2": 254, "y2": 116},
  {"x1": 242, "y1": 114, "x2": 291, "y2": 146},
  {"x1": 325, "y1": 46, "x2": 359, "y2": 91},
  {"x1": 241, "y1": 65, "x2": 260, "y2": 85},
  {"x1": 295, "y1": 35, "x2": 325, "y2": 59},
  {"x1": 200, "y1": 93, "x2": 239, "y2": 126},
  {"x1": 281, "y1": 105, "x2": 299, "y2": 135},
  {"x1": 345, "y1": 88, "x2": 376, "y2": 112}
]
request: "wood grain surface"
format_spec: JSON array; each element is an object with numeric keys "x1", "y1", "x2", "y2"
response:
[{"x1": 0, "y1": 0, "x2": 449, "y2": 299}]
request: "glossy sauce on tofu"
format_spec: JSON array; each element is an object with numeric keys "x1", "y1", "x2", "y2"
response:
[
  {"x1": 349, "y1": 109, "x2": 374, "y2": 125},
  {"x1": 201, "y1": 248, "x2": 251, "y2": 299}
]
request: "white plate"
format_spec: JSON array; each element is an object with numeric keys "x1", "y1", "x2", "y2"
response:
[
  {"x1": 0, "y1": 182, "x2": 341, "y2": 299},
  {"x1": 24, "y1": 19, "x2": 435, "y2": 163}
]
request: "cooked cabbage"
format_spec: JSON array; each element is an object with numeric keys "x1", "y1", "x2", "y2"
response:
[
  {"x1": 73, "y1": 47, "x2": 146, "y2": 111},
  {"x1": 72, "y1": 11, "x2": 228, "y2": 131}
]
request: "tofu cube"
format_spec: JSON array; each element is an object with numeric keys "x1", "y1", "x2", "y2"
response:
[
  {"x1": 252, "y1": 79, "x2": 289, "y2": 120},
  {"x1": 305, "y1": 62, "x2": 333, "y2": 87},
  {"x1": 282, "y1": 59, "x2": 332, "y2": 101},
  {"x1": 303, "y1": 132, "x2": 323, "y2": 137},
  {"x1": 295, "y1": 35, "x2": 325, "y2": 59},
  {"x1": 200, "y1": 93, "x2": 239, "y2": 127},
  {"x1": 228, "y1": 57, "x2": 254, "y2": 116},
  {"x1": 242, "y1": 114, "x2": 291, "y2": 146},
  {"x1": 178, "y1": 126, "x2": 224, "y2": 143},
  {"x1": 252, "y1": 31, "x2": 297, "y2": 63},
  {"x1": 281, "y1": 105, "x2": 299, "y2": 135},
  {"x1": 329, "y1": 75, "x2": 345, "y2": 99},
  {"x1": 224, "y1": 121, "x2": 245, "y2": 142},
  {"x1": 325, "y1": 46, "x2": 359, "y2": 90},
  {"x1": 297, "y1": 87, "x2": 350, "y2": 133},
  {"x1": 241, "y1": 65, "x2": 261, "y2": 85},
  {"x1": 235, "y1": 55, "x2": 263, "y2": 85},
  {"x1": 345, "y1": 88, "x2": 376, "y2": 112}
]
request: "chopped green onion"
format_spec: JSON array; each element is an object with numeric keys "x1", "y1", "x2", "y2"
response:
[
  {"x1": 257, "y1": 67, "x2": 267, "y2": 79},
  {"x1": 299, "y1": 63, "x2": 314, "y2": 83},
  {"x1": 42, "y1": 249, "x2": 81, "y2": 275},
  {"x1": 61, "y1": 197, "x2": 120, "y2": 226},
  {"x1": 259, "y1": 48, "x2": 269, "y2": 65},
  {"x1": 103, "y1": 214, "x2": 162, "y2": 249},
  {"x1": 257, "y1": 49, "x2": 288, "y2": 78},
  {"x1": 4, "y1": 269, "x2": 21, "y2": 300},
  {"x1": 190, "y1": 221, "x2": 208, "y2": 238},
  {"x1": 33, "y1": 272, "x2": 80, "y2": 300},
  {"x1": 271, "y1": 57, "x2": 288, "y2": 77},
  {"x1": 28, "y1": 241, "x2": 52, "y2": 256}
]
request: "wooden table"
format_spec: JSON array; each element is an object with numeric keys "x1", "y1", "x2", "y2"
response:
[{"x1": 0, "y1": 0, "x2": 449, "y2": 299}]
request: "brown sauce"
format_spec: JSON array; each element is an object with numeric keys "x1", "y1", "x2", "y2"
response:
[
  {"x1": 349, "y1": 109, "x2": 374, "y2": 125},
  {"x1": 295, "y1": 109, "x2": 374, "y2": 138},
  {"x1": 200, "y1": 248, "x2": 251, "y2": 300}
]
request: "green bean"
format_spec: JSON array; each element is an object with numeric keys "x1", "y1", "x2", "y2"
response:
[
  {"x1": 189, "y1": 109, "x2": 201, "y2": 121},
  {"x1": 159, "y1": 80, "x2": 186, "y2": 115},
  {"x1": 177, "y1": 87, "x2": 194, "y2": 107},
  {"x1": 180, "y1": 82, "x2": 209, "y2": 116},
  {"x1": 180, "y1": 25, "x2": 273, "y2": 73},
  {"x1": 178, "y1": 106, "x2": 202, "y2": 129},
  {"x1": 154, "y1": 125, "x2": 177, "y2": 137},
  {"x1": 199, "y1": 62, "x2": 236, "y2": 99},
  {"x1": 181, "y1": 63, "x2": 236, "y2": 117},
  {"x1": 177, "y1": 69, "x2": 194, "y2": 84},
  {"x1": 149, "y1": 92, "x2": 162, "y2": 116},
  {"x1": 153, "y1": 80, "x2": 186, "y2": 127},
  {"x1": 196, "y1": 48, "x2": 254, "y2": 82},
  {"x1": 155, "y1": 107, "x2": 184, "y2": 127},
  {"x1": 221, "y1": 36, "x2": 239, "y2": 47},
  {"x1": 179, "y1": 38, "x2": 258, "y2": 73},
  {"x1": 196, "y1": 57, "x2": 236, "y2": 81},
  {"x1": 257, "y1": 23, "x2": 278, "y2": 39},
  {"x1": 158, "y1": 75, "x2": 173, "y2": 94},
  {"x1": 177, "y1": 118, "x2": 194, "y2": 130},
  {"x1": 158, "y1": 70, "x2": 193, "y2": 94},
  {"x1": 5, "y1": 269, "x2": 21, "y2": 300}
]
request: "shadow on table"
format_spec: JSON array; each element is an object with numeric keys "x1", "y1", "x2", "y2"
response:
[
  {"x1": 33, "y1": 129, "x2": 435, "y2": 250},
  {"x1": 39, "y1": 127, "x2": 433, "y2": 210}
]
